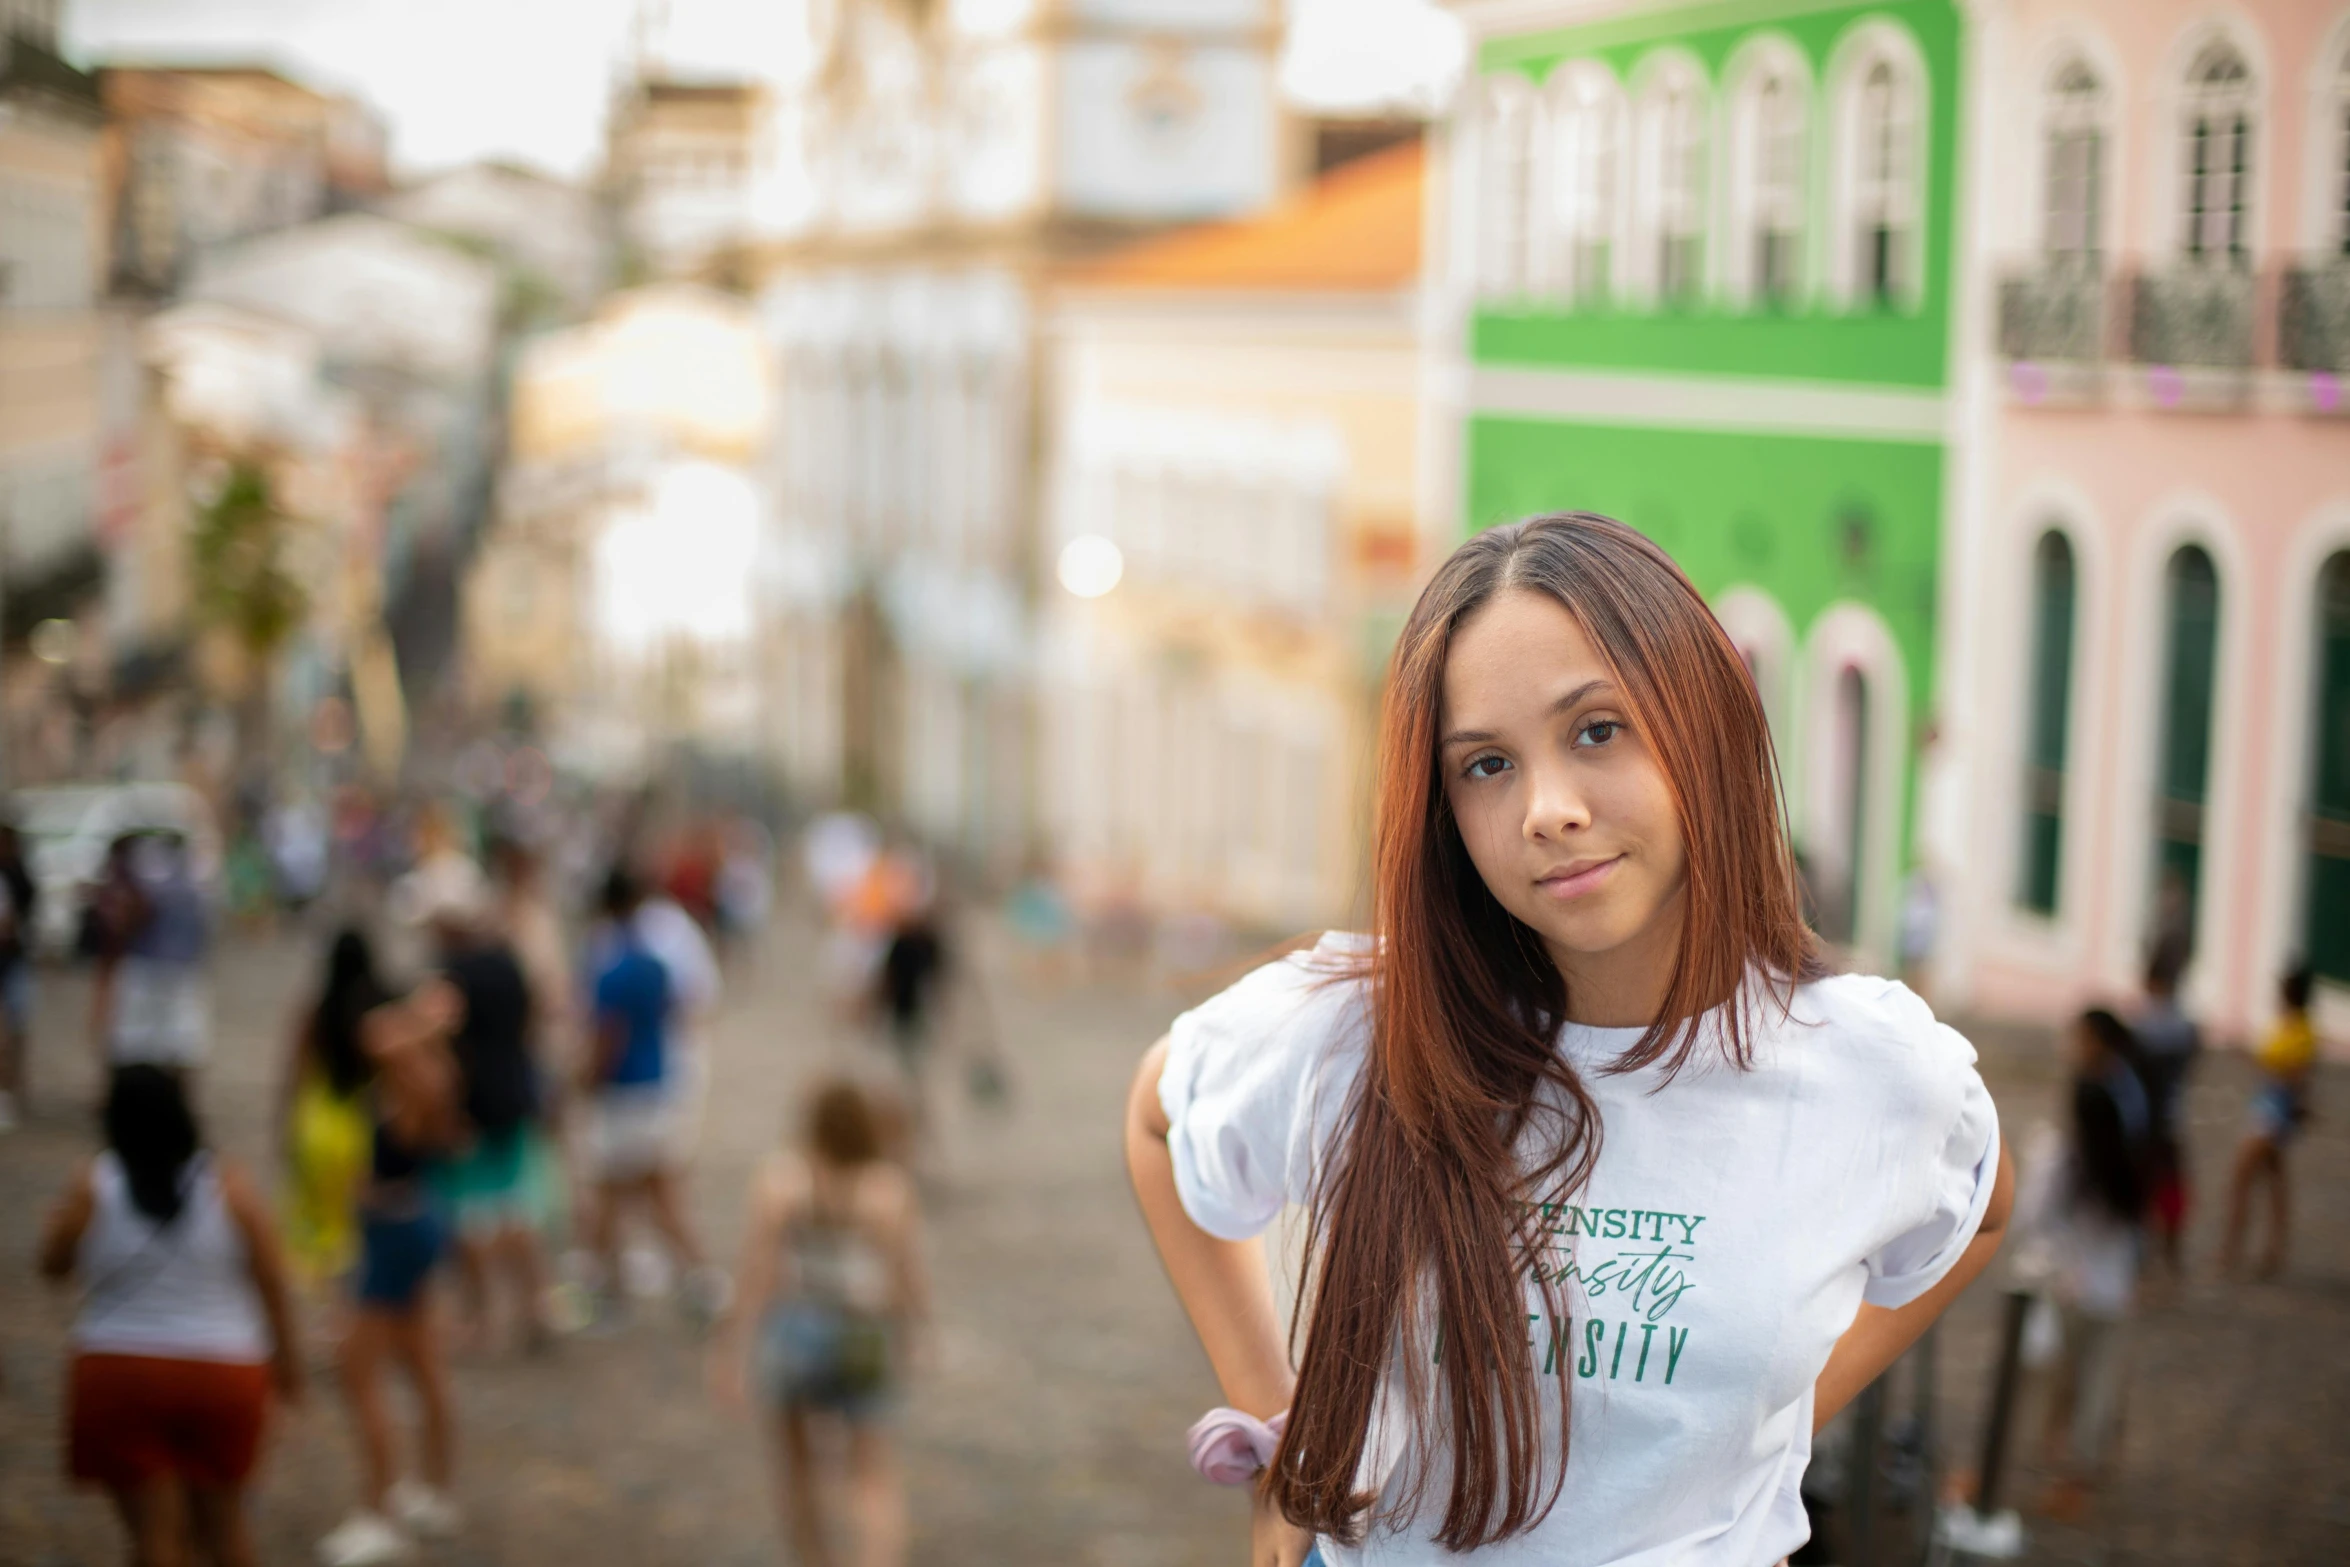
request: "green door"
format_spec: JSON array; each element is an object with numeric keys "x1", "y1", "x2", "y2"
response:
[
  {"x1": 2018, "y1": 531, "x2": 2076, "y2": 914},
  {"x1": 2307, "y1": 554, "x2": 2350, "y2": 983},
  {"x1": 2153, "y1": 546, "x2": 2220, "y2": 944}
]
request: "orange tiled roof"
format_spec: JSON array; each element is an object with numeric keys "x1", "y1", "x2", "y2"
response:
[{"x1": 1069, "y1": 140, "x2": 1423, "y2": 294}]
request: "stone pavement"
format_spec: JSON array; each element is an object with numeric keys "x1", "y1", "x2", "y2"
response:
[{"x1": 0, "y1": 912, "x2": 2342, "y2": 1566}]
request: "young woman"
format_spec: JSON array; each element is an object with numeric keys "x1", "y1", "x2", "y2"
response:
[
  {"x1": 39, "y1": 1064, "x2": 304, "y2": 1567},
  {"x1": 317, "y1": 961, "x2": 467, "y2": 1566},
  {"x1": 2221, "y1": 965, "x2": 2318, "y2": 1279},
  {"x1": 710, "y1": 1080, "x2": 929, "y2": 1567},
  {"x1": 279, "y1": 929, "x2": 391, "y2": 1288},
  {"x1": 1126, "y1": 515, "x2": 2013, "y2": 1566}
]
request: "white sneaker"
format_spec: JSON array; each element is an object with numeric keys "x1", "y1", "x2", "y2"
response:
[
  {"x1": 317, "y1": 1510, "x2": 412, "y2": 1566},
  {"x1": 388, "y1": 1479, "x2": 461, "y2": 1539}
]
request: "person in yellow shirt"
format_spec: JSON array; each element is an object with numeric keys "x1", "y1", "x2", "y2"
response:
[{"x1": 2221, "y1": 966, "x2": 2318, "y2": 1278}]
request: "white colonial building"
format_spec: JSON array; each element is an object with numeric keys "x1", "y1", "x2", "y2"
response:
[{"x1": 753, "y1": 0, "x2": 1293, "y2": 867}]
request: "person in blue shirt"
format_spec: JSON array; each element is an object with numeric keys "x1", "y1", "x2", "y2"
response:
[{"x1": 583, "y1": 868, "x2": 715, "y2": 1323}]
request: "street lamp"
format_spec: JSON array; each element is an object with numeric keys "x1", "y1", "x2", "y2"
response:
[{"x1": 1056, "y1": 534, "x2": 1123, "y2": 599}]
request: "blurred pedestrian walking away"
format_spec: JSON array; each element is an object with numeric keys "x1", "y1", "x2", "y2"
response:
[
  {"x1": 876, "y1": 905, "x2": 948, "y2": 1126},
  {"x1": 89, "y1": 833, "x2": 214, "y2": 1089},
  {"x1": 492, "y1": 837, "x2": 584, "y2": 1271},
  {"x1": 2009, "y1": 1009, "x2": 2151, "y2": 1522},
  {"x1": 0, "y1": 819, "x2": 40, "y2": 1127},
  {"x1": 278, "y1": 930, "x2": 391, "y2": 1290},
  {"x1": 318, "y1": 962, "x2": 466, "y2": 1566},
  {"x1": 627, "y1": 864, "x2": 724, "y2": 1190},
  {"x1": 415, "y1": 862, "x2": 553, "y2": 1354},
  {"x1": 2221, "y1": 965, "x2": 2320, "y2": 1279},
  {"x1": 583, "y1": 867, "x2": 719, "y2": 1324},
  {"x1": 37, "y1": 1064, "x2": 304, "y2": 1567},
  {"x1": 2132, "y1": 945, "x2": 2200, "y2": 1282},
  {"x1": 710, "y1": 1080, "x2": 928, "y2": 1567}
]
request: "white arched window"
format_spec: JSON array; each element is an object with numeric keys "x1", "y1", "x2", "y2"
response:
[
  {"x1": 1633, "y1": 55, "x2": 1709, "y2": 306},
  {"x1": 2179, "y1": 42, "x2": 2254, "y2": 261},
  {"x1": 1726, "y1": 44, "x2": 1809, "y2": 308},
  {"x1": 1544, "y1": 61, "x2": 1627, "y2": 305},
  {"x1": 1475, "y1": 73, "x2": 1541, "y2": 300},
  {"x1": 2042, "y1": 57, "x2": 2105, "y2": 265},
  {"x1": 1829, "y1": 28, "x2": 1925, "y2": 310}
]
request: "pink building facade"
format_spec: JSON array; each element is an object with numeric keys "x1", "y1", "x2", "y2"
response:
[{"x1": 1941, "y1": 1, "x2": 2350, "y2": 1043}]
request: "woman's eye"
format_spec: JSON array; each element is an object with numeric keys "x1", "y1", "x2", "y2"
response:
[
  {"x1": 1576, "y1": 720, "x2": 1622, "y2": 748},
  {"x1": 1463, "y1": 754, "x2": 1511, "y2": 780}
]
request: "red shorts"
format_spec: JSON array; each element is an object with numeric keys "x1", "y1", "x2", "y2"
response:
[{"x1": 67, "y1": 1353, "x2": 271, "y2": 1490}]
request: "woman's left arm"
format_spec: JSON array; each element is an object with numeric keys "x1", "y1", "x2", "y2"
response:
[
  {"x1": 1813, "y1": 1142, "x2": 2014, "y2": 1432},
  {"x1": 37, "y1": 1162, "x2": 97, "y2": 1281}
]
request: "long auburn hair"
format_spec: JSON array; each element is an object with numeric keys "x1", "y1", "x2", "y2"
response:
[{"x1": 1267, "y1": 513, "x2": 1824, "y2": 1547}]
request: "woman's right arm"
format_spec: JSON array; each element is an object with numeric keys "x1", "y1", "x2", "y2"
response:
[
  {"x1": 364, "y1": 986, "x2": 463, "y2": 1149},
  {"x1": 1125, "y1": 1037, "x2": 1293, "y2": 1416},
  {"x1": 1126, "y1": 1037, "x2": 1315, "y2": 1567}
]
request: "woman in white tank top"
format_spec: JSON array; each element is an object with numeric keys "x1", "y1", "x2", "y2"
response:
[{"x1": 39, "y1": 1064, "x2": 302, "y2": 1567}]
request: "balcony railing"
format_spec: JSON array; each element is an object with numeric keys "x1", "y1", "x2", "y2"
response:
[
  {"x1": 2280, "y1": 262, "x2": 2350, "y2": 373},
  {"x1": 2126, "y1": 263, "x2": 2257, "y2": 370},
  {"x1": 1998, "y1": 263, "x2": 2108, "y2": 363}
]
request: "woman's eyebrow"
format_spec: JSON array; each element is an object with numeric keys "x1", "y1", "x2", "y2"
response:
[
  {"x1": 1548, "y1": 679, "x2": 1614, "y2": 716},
  {"x1": 1440, "y1": 680, "x2": 1615, "y2": 747}
]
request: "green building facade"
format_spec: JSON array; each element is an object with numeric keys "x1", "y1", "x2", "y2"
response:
[{"x1": 1449, "y1": 0, "x2": 1963, "y2": 964}]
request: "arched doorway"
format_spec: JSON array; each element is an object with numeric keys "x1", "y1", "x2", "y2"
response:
[
  {"x1": 2018, "y1": 529, "x2": 2077, "y2": 915},
  {"x1": 1800, "y1": 605, "x2": 1907, "y2": 964},
  {"x1": 2307, "y1": 553, "x2": 2350, "y2": 983},
  {"x1": 2150, "y1": 544, "x2": 2221, "y2": 957},
  {"x1": 1816, "y1": 664, "x2": 1871, "y2": 945}
]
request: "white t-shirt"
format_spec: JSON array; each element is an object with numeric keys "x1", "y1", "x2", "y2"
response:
[
  {"x1": 634, "y1": 899, "x2": 721, "y2": 1019},
  {"x1": 1160, "y1": 934, "x2": 2001, "y2": 1567}
]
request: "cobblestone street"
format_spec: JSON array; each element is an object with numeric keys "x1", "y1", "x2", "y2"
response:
[{"x1": 1, "y1": 912, "x2": 2343, "y2": 1566}]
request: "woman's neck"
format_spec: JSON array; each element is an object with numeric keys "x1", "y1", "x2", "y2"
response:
[{"x1": 1545, "y1": 890, "x2": 1685, "y2": 1028}]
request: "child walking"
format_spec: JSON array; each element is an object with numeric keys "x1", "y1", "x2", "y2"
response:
[{"x1": 711, "y1": 1081, "x2": 929, "y2": 1567}]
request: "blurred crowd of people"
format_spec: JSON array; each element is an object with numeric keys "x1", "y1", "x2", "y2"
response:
[
  {"x1": 20, "y1": 784, "x2": 961, "y2": 1567},
  {"x1": 15, "y1": 773, "x2": 2327, "y2": 1564}
]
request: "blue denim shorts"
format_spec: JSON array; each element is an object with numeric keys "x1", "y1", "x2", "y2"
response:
[
  {"x1": 757, "y1": 1302, "x2": 896, "y2": 1421},
  {"x1": 356, "y1": 1206, "x2": 445, "y2": 1309}
]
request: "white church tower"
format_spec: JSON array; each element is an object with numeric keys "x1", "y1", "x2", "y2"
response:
[
  {"x1": 770, "y1": 0, "x2": 1285, "y2": 243},
  {"x1": 755, "y1": 0, "x2": 1291, "y2": 864}
]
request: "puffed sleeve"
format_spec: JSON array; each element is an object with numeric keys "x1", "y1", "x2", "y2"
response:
[
  {"x1": 1158, "y1": 933, "x2": 1373, "y2": 1242},
  {"x1": 1862, "y1": 990, "x2": 2003, "y2": 1309}
]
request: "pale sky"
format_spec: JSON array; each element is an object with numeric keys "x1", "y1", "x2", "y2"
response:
[{"x1": 65, "y1": 0, "x2": 1466, "y2": 182}]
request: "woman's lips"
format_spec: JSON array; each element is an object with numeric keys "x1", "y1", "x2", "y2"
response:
[{"x1": 1536, "y1": 855, "x2": 1622, "y2": 901}]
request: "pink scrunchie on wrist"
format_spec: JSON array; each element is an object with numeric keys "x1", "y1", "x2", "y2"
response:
[{"x1": 1187, "y1": 1407, "x2": 1288, "y2": 1485}]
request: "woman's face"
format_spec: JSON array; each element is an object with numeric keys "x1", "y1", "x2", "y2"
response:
[{"x1": 1440, "y1": 589, "x2": 1689, "y2": 1021}]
